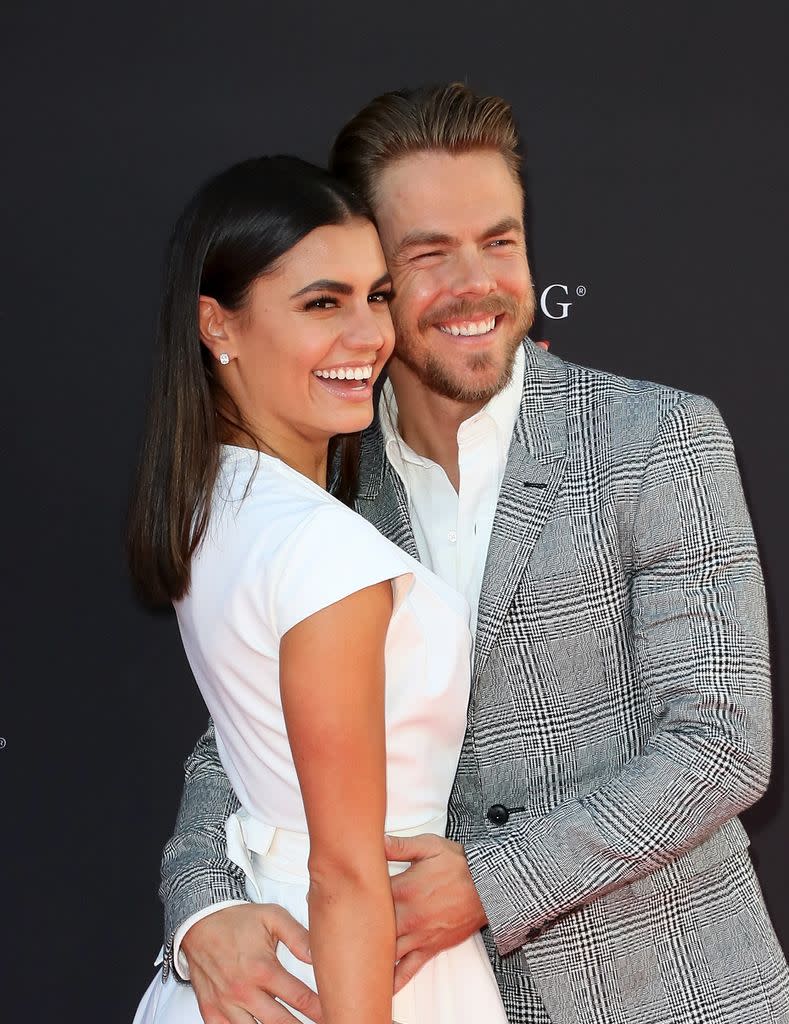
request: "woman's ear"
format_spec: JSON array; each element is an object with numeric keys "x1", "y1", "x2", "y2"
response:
[{"x1": 198, "y1": 296, "x2": 234, "y2": 362}]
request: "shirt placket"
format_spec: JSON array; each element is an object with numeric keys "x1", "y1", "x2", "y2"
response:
[
  {"x1": 457, "y1": 422, "x2": 492, "y2": 635},
  {"x1": 433, "y1": 463, "x2": 460, "y2": 593}
]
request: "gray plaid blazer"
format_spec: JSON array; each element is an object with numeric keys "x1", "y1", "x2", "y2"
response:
[{"x1": 160, "y1": 341, "x2": 788, "y2": 1023}]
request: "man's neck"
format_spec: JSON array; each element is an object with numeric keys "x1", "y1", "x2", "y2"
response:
[{"x1": 387, "y1": 359, "x2": 485, "y2": 492}]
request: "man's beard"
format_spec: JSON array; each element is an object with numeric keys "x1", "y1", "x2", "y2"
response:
[{"x1": 390, "y1": 289, "x2": 536, "y2": 404}]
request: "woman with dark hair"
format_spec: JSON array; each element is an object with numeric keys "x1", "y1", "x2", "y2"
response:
[{"x1": 130, "y1": 156, "x2": 508, "y2": 1024}]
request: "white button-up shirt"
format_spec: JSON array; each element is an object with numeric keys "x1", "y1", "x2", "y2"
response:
[{"x1": 378, "y1": 344, "x2": 524, "y2": 636}]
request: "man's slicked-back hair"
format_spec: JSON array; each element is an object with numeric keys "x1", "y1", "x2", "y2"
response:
[{"x1": 329, "y1": 82, "x2": 522, "y2": 209}]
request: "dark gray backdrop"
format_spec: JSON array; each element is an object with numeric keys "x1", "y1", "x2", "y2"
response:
[{"x1": 2, "y1": 2, "x2": 787, "y2": 1019}]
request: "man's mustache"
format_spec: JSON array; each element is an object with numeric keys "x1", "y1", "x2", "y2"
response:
[{"x1": 417, "y1": 295, "x2": 524, "y2": 331}]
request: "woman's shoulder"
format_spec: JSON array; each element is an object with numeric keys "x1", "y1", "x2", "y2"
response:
[
  {"x1": 215, "y1": 447, "x2": 402, "y2": 563},
  {"x1": 217, "y1": 447, "x2": 328, "y2": 519},
  {"x1": 216, "y1": 453, "x2": 413, "y2": 637}
]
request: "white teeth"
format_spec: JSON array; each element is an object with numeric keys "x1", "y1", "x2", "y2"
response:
[
  {"x1": 313, "y1": 364, "x2": 374, "y2": 381},
  {"x1": 438, "y1": 317, "x2": 496, "y2": 337}
]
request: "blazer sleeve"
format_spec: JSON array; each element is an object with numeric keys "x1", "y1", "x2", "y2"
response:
[
  {"x1": 465, "y1": 393, "x2": 772, "y2": 956},
  {"x1": 159, "y1": 719, "x2": 246, "y2": 980}
]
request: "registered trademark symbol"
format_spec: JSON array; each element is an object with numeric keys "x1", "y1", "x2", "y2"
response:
[
  {"x1": 0, "y1": 737, "x2": 6, "y2": 750},
  {"x1": 576, "y1": 285, "x2": 587, "y2": 297}
]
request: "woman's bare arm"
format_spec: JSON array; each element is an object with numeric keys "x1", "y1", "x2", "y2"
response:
[{"x1": 280, "y1": 580, "x2": 396, "y2": 1024}]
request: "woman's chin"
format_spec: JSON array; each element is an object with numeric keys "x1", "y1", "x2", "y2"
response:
[
  {"x1": 328, "y1": 404, "x2": 375, "y2": 436},
  {"x1": 312, "y1": 389, "x2": 376, "y2": 436}
]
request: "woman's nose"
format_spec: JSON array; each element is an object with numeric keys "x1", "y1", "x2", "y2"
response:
[{"x1": 344, "y1": 305, "x2": 392, "y2": 350}]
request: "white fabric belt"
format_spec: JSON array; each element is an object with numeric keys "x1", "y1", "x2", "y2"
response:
[{"x1": 225, "y1": 808, "x2": 448, "y2": 899}]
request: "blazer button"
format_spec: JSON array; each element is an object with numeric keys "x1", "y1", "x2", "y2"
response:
[{"x1": 487, "y1": 804, "x2": 510, "y2": 826}]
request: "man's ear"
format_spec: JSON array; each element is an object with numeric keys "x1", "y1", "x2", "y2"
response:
[{"x1": 198, "y1": 296, "x2": 233, "y2": 361}]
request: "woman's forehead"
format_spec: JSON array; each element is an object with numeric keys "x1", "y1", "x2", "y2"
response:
[{"x1": 266, "y1": 220, "x2": 387, "y2": 287}]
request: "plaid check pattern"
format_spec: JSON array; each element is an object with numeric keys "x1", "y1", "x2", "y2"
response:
[{"x1": 160, "y1": 341, "x2": 788, "y2": 1021}]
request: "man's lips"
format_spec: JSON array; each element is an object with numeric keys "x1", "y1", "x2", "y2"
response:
[{"x1": 432, "y1": 313, "x2": 505, "y2": 341}]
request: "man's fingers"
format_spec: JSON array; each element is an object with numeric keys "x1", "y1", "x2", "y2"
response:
[
  {"x1": 384, "y1": 832, "x2": 435, "y2": 862},
  {"x1": 250, "y1": 991, "x2": 318, "y2": 1024},
  {"x1": 192, "y1": 964, "x2": 322, "y2": 1024},
  {"x1": 192, "y1": 980, "x2": 245, "y2": 1024},
  {"x1": 393, "y1": 949, "x2": 431, "y2": 994},
  {"x1": 395, "y1": 930, "x2": 419, "y2": 961},
  {"x1": 225, "y1": 1006, "x2": 257, "y2": 1024},
  {"x1": 246, "y1": 989, "x2": 319, "y2": 1024},
  {"x1": 257, "y1": 960, "x2": 323, "y2": 1024},
  {"x1": 265, "y1": 906, "x2": 312, "y2": 964}
]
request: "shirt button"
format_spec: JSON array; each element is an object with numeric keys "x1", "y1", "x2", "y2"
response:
[
  {"x1": 486, "y1": 804, "x2": 510, "y2": 826},
  {"x1": 447, "y1": 530, "x2": 457, "y2": 543}
]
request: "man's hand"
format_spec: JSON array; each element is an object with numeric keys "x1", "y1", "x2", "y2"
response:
[
  {"x1": 181, "y1": 904, "x2": 323, "y2": 1024},
  {"x1": 385, "y1": 833, "x2": 487, "y2": 994}
]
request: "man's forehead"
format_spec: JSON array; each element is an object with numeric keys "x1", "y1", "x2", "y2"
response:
[{"x1": 373, "y1": 150, "x2": 523, "y2": 235}]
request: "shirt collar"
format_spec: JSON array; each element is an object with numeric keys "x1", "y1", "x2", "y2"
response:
[{"x1": 379, "y1": 342, "x2": 525, "y2": 471}]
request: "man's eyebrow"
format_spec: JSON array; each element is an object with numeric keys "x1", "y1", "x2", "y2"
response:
[
  {"x1": 396, "y1": 230, "x2": 457, "y2": 255},
  {"x1": 483, "y1": 216, "x2": 523, "y2": 238},
  {"x1": 290, "y1": 278, "x2": 353, "y2": 299},
  {"x1": 395, "y1": 217, "x2": 523, "y2": 257}
]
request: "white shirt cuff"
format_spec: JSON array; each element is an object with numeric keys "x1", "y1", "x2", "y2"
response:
[{"x1": 172, "y1": 900, "x2": 250, "y2": 980}]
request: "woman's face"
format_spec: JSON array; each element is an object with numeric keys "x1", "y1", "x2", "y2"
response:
[{"x1": 202, "y1": 217, "x2": 394, "y2": 451}]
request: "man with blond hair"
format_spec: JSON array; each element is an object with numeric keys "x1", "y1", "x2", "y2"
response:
[{"x1": 150, "y1": 84, "x2": 788, "y2": 1023}]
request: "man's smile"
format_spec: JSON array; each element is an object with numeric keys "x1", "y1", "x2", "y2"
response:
[{"x1": 437, "y1": 316, "x2": 498, "y2": 337}]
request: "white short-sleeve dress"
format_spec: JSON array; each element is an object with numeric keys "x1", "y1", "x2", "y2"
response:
[{"x1": 133, "y1": 445, "x2": 507, "y2": 1024}]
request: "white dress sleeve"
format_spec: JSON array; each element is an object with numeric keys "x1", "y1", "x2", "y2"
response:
[{"x1": 266, "y1": 503, "x2": 413, "y2": 638}]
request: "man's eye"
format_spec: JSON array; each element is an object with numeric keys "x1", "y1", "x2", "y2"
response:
[
  {"x1": 305, "y1": 296, "x2": 338, "y2": 310},
  {"x1": 369, "y1": 290, "x2": 393, "y2": 304},
  {"x1": 413, "y1": 251, "x2": 443, "y2": 261},
  {"x1": 488, "y1": 238, "x2": 515, "y2": 248}
]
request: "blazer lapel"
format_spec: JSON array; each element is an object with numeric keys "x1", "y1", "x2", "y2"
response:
[
  {"x1": 355, "y1": 419, "x2": 420, "y2": 559},
  {"x1": 474, "y1": 342, "x2": 569, "y2": 679}
]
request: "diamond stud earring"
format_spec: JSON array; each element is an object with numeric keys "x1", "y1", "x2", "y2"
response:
[{"x1": 219, "y1": 353, "x2": 230, "y2": 365}]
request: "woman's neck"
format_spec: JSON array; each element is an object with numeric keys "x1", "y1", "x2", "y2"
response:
[{"x1": 222, "y1": 421, "x2": 329, "y2": 489}]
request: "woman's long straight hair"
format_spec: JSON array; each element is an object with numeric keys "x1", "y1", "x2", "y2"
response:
[{"x1": 127, "y1": 156, "x2": 371, "y2": 607}]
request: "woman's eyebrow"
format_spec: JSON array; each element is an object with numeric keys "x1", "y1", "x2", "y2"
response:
[
  {"x1": 291, "y1": 273, "x2": 392, "y2": 299},
  {"x1": 290, "y1": 278, "x2": 353, "y2": 299}
]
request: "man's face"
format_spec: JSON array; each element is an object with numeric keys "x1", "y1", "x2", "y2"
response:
[{"x1": 373, "y1": 149, "x2": 535, "y2": 404}]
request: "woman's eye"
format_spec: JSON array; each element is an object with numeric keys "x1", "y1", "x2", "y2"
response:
[
  {"x1": 369, "y1": 290, "x2": 393, "y2": 304},
  {"x1": 305, "y1": 296, "x2": 338, "y2": 310}
]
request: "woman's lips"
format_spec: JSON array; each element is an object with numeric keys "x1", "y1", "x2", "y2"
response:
[{"x1": 311, "y1": 375, "x2": 374, "y2": 402}]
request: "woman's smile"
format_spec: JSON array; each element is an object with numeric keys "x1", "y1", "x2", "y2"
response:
[{"x1": 311, "y1": 360, "x2": 378, "y2": 401}]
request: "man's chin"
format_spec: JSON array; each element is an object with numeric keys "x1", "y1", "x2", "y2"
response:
[
  {"x1": 421, "y1": 351, "x2": 516, "y2": 404},
  {"x1": 391, "y1": 321, "x2": 525, "y2": 404}
]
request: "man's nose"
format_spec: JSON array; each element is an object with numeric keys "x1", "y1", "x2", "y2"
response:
[{"x1": 449, "y1": 249, "x2": 496, "y2": 298}]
